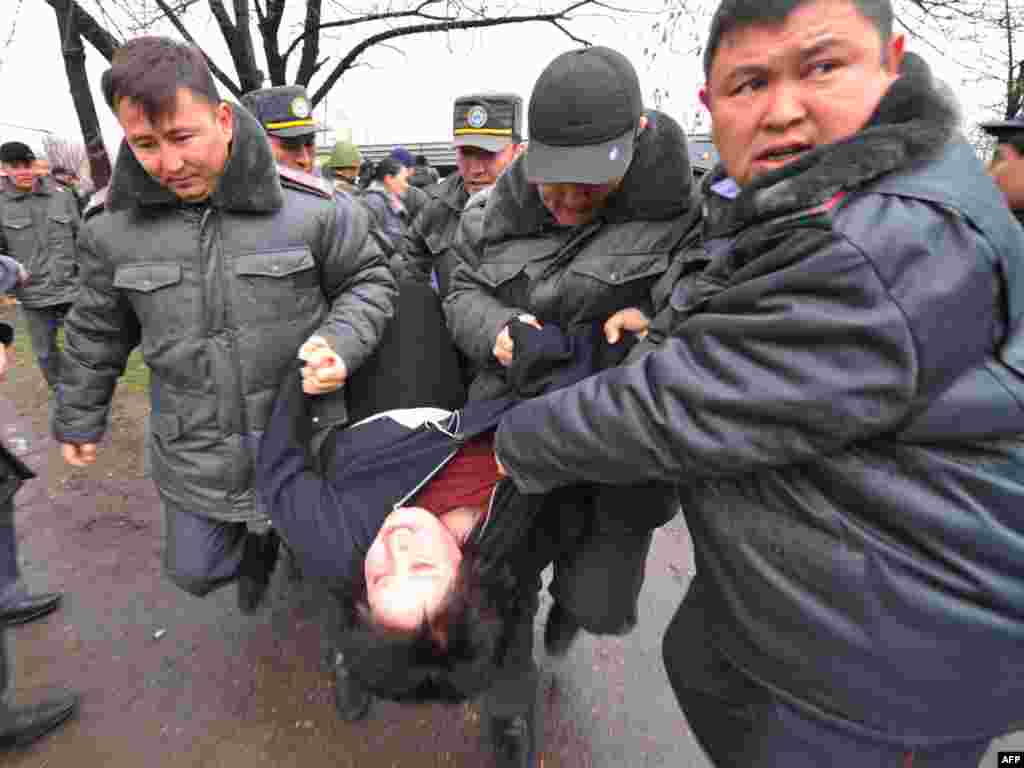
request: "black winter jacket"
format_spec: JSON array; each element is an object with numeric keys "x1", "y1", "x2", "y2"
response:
[
  {"x1": 405, "y1": 174, "x2": 470, "y2": 295},
  {"x1": 496, "y1": 74, "x2": 1024, "y2": 743}
]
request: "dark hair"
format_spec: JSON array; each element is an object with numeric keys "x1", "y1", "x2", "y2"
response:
[
  {"x1": 997, "y1": 134, "x2": 1024, "y2": 157},
  {"x1": 336, "y1": 480, "x2": 540, "y2": 703},
  {"x1": 373, "y1": 156, "x2": 404, "y2": 182},
  {"x1": 415, "y1": 155, "x2": 430, "y2": 166},
  {"x1": 357, "y1": 159, "x2": 375, "y2": 190},
  {"x1": 103, "y1": 36, "x2": 221, "y2": 121},
  {"x1": 703, "y1": 0, "x2": 894, "y2": 78}
]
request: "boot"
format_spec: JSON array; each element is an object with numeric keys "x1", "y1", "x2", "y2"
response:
[
  {"x1": 0, "y1": 692, "x2": 79, "y2": 750},
  {"x1": 329, "y1": 650, "x2": 371, "y2": 722},
  {"x1": 237, "y1": 530, "x2": 280, "y2": 615},
  {"x1": 543, "y1": 602, "x2": 581, "y2": 658},
  {"x1": 489, "y1": 710, "x2": 536, "y2": 768}
]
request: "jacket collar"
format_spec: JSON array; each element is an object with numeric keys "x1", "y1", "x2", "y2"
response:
[
  {"x1": 1, "y1": 175, "x2": 56, "y2": 198},
  {"x1": 436, "y1": 173, "x2": 468, "y2": 212},
  {"x1": 483, "y1": 109, "x2": 694, "y2": 242},
  {"x1": 106, "y1": 103, "x2": 283, "y2": 214},
  {"x1": 703, "y1": 64, "x2": 958, "y2": 238}
]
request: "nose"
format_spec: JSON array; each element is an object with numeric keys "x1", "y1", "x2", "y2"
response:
[
  {"x1": 298, "y1": 145, "x2": 315, "y2": 171},
  {"x1": 763, "y1": 80, "x2": 807, "y2": 131},
  {"x1": 159, "y1": 144, "x2": 186, "y2": 176}
]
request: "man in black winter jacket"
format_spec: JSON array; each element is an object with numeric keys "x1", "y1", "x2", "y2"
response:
[{"x1": 493, "y1": 1, "x2": 1024, "y2": 765}]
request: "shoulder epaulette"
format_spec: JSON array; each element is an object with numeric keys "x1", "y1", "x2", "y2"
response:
[
  {"x1": 277, "y1": 164, "x2": 333, "y2": 200},
  {"x1": 83, "y1": 186, "x2": 109, "y2": 220}
]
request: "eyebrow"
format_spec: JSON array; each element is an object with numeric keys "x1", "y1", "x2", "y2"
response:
[{"x1": 800, "y1": 37, "x2": 840, "y2": 59}]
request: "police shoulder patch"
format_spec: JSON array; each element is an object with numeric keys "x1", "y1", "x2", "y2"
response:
[{"x1": 277, "y1": 164, "x2": 333, "y2": 199}]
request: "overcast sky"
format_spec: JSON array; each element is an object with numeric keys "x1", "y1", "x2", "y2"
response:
[{"x1": 0, "y1": 1, "x2": 1003, "y2": 165}]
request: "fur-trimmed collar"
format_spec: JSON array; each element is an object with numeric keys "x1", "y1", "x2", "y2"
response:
[
  {"x1": 483, "y1": 109, "x2": 694, "y2": 242},
  {"x1": 703, "y1": 65, "x2": 959, "y2": 238},
  {"x1": 106, "y1": 103, "x2": 283, "y2": 214}
]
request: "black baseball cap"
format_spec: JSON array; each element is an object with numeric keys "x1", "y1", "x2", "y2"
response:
[
  {"x1": 240, "y1": 86, "x2": 318, "y2": 139},
  {"x1": 0, "y1": 141, "x2": 36, "y2": 164},
  {"x1": 980, "y1": 110, "x2": 1024, "y2": 139},
  {"x1": 525, "y1": 46, "x2": 643, "y2": 185}
]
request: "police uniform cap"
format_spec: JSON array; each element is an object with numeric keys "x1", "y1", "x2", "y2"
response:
[
  {"x1": 452, "y1": 92, "x2": 523, "y2": 153},
  {"x1": 0, "y1": 142, "x2": 37, "y2": 165},
  {"x1": 241, "y1": 86, "x2": 318, "y2": 139},
  {"x1": 980, "y1": 110, "x2": 1024, "y2": 140}
]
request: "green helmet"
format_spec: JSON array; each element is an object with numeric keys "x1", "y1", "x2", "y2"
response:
[{"x1": 324, "y1": 140, "x2": 363, "y2": 170}]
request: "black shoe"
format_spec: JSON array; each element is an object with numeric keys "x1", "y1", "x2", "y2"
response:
[
  {"x1": 0, "y1": 692, "x2": 79, "y2": 750},
  {"x1": 543, "y1": 602, "x2": 581, "y2": 658},
  {"x1": 490, "y1": 713, "x2": 536, "y2": 768},
  {"x1": 237, "y1": 531, "x2": 280, "y2": 615},
  {"x1": 329, "y1": 651, "x2": 371, "y2": 722},
  {"x1": 0, "y1": 593, "x2": 61, "y2": 627}
]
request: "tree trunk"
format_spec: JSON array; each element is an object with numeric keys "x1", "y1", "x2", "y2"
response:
[{"x1": 52, "y1": 3, "x2": 112, "y2": 189}]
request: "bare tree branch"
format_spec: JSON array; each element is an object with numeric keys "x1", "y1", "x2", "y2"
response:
[
  {"x1": 40, "y1": 0, "x2": 120, "y2": 61},
  {"x1": 295, "y1": 0, "x2": 323, "y2": 85},
  {"x1": 310, "y1": 1, "x2": 603, "y2": 106},
  {"x1": 152, "y1": 0, "x2": 243, "y2": 96}
]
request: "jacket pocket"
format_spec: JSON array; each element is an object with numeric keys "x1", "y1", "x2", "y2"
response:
[
  {"x1": 563, "y1": 252, "x2": 670, "y2": 321},
  {"x1": 114, "y1": 262, "x2": 194, "y2": 335},
  {"x1": 568, "y1": 252, "x2": 669, "y2": 287},
  {"x1": 47, "y1": 215, "x2": 77, "y2": 281},
  {"x1": 233, "y1": 247, "x2": 320, "y2": 323},
  {"x1": 1, "y1": 216, "x2": 34, "y2": 261}
]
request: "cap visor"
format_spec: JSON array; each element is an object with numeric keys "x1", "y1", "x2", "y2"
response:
[
  {"x1": 454, "y1": 134, "x2": 512, "y2": 153},
  {"x1": 269, "y1": 123, "x2": 319, "y2": 139},
  {"x1": 525, "y1": 131, "x2": 635, "y2": 185}
]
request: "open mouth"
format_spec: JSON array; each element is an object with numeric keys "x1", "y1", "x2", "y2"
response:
[{"x1": 757, "y1": 143, "x2": 814, "y2": 162}]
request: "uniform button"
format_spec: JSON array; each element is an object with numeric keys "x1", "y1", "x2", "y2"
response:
[
  {"x1": 272, "y1": 265, "x2": 280, "y2": 272},
  {"x1": 609, "y1": 272, "x2": 618, "y2": 281},
  {"x1": 312, "y1": 417, "x2": 320, "y2": 423}
]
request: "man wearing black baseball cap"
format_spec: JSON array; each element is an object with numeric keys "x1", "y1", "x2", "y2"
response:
[
  {"x1": 980, "y1": 110, "x2": 1024, "y2": 224},
  {"x1": 0, "y1": 140, "x2": 81, "y2": 392},
  {"x1": 444, "y1": 45, "x2": 697, "y2": 768}
]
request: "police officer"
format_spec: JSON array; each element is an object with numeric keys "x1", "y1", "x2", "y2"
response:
[
  {"x1": 0, "y1": 141, "x2": 81, "y2": 389},
  {"x1": 241, "y1": 85, "x2": 321, "y2": 177},
  {"x1": 406, "y1": 93, "x2": 524, "y2": 296},
  {"x1": 322, "y1": 141, "x2": 363, "y2": 195},
  {"x1": 981, "y1": 110, "x2": 1024, "y2": 225},
  {"x1": 56, "y1": 38, "x2": 395, "y2": 616}
]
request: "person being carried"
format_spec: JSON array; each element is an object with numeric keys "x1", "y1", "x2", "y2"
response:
[{"x1": 258, "y1": 315, "x2": 648, "y2": 768}]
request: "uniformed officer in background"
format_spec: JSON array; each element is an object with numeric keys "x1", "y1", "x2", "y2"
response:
[
  {"x1": 241, "y1": 85, "x2": 321, "y2": 177},
  {"x1": 405, "y1": 93, "x2": 524, "y2": 296},
  {"x1": 0, "y1": 141, "x2": 81, "y2": 391},
  {"x1": 981, "y1": 110, "x2": 1024, "y2": 225}
]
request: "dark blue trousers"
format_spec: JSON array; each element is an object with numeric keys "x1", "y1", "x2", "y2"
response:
[{"x1": 664, "y1": 579, "x2": 992, "y2": 768}]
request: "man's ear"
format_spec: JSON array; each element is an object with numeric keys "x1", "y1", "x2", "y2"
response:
[
  {"x1": 216, "y1": 101, "x2": 234, "y2": 141},
  {"x1": 699, "y1": 86, "x2": 710, "y2": 110},
  {"x1": 886, "y1": 34, "x2": 906, "y2": 78}
]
